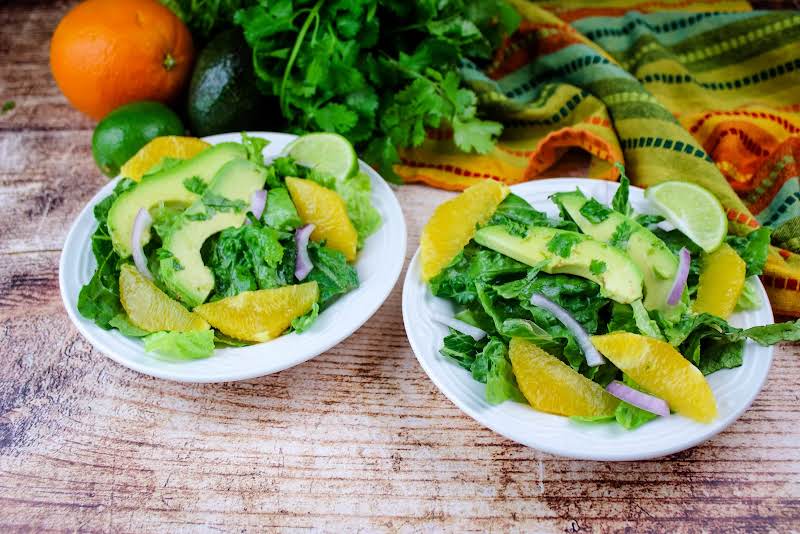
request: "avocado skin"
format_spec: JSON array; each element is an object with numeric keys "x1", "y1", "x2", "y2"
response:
[{"x1": 187, "y1": 30, "x2": 272, "y2": 137}]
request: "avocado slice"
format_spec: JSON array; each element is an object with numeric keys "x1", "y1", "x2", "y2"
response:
[
  {"x1": 552, "y1": 190, "x2": 683, "y2": 313},
  {"x1": 159, "y1": 159, "x2": 267, "y2": 307},
  {"x1": 474, "y1": 226, "x2": 643, "y2": 304},
  {"x1": 107, "y1": 142, "x2": 247, "y2": 257}
]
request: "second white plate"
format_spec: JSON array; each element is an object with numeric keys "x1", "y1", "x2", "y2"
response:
[{"x1": 403, "y1": 178, "x2": 774, "y2": 461}]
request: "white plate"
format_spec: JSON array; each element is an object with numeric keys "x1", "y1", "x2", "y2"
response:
[
  {"x1": 402, "y1": 178, "x2": 774, "y2": 461},
  {"x1": 60, "y1": 132, "x2": 406, "y2": 383}
]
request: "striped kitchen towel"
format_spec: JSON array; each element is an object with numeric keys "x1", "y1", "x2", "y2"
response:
[{"x1": 396, "y1": 0, "x2": 800, "y2": 317}]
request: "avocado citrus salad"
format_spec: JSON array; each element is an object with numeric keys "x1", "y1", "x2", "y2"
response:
[
  {"x1": 78, "y1": 132, "x2": 380, "y2": 360},
  {"x1": 421, "y1": 170, "x2": 800, "y2": 430}
]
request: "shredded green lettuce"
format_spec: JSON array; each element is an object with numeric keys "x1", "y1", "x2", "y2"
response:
[{"x1": 143, "y1": 330, "x2": 216, "y2": 360}]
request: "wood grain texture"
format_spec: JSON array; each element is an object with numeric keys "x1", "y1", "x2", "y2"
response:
[{"x1": 0, "y1": 2, "x2": 798, "y2": 532}]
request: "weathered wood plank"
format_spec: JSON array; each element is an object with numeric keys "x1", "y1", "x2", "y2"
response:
[{"x1": 0, "y1": 1, "x2": 798, "y2": 532}]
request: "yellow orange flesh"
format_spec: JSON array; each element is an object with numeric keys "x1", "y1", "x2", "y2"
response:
[
  {"x1": 693, "y1": 243, "x2": 746, "y2": 319},
  {"x1": 285, "y1": 177, "x2": 358, "y2": 262},
  {"x1": 591, "y1": 332, "x2": 717, "y2": 423},
  {"x1": 194, "y1": 282, "x2": 319, "y2": 342},
  {"x1": 420, "y1": 180, "x2": 509, "y2": 281},
  {"x1": 121, "y1": 136, "x2": 210, "y2": 181},
  {"x1": 509, "y1": 338, "x2": 620, "y2": 417},
  {"x1": 119, "y1": 264, "x2": 209, "y2": 332}
]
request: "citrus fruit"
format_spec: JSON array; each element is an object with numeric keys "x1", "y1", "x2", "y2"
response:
[
  {"x1": 693, "y1": 243, "x2": 746, "y2": 319},
  {"x1": 50, "y1": 0, "x2": 194, "y2": 120},
  {"x1": 420, "y1": 180, "x2": 509, "y2": 281},
  {"x1": 92, "y1": 102, "x2": 185, "y2": 177},
  {"x1": 509, "y1": 338, "x2": 620, "y2": 417},
  {"x1": 119, "y1": 264, "x2": 209, "y2": 333},
  {"x1": 591, "y1": 332, "x2": 717, "y2": 423},
  {"x1": 285, "y1": 177, "x2": 358, "y2": 261},
  {"x1": 121, "y1": 136, "x2": 211, "y2": 181},
  {"x1": 645, "y1": 181, "x2": 727, "y2": 253},
  {"x1": 194, "y1": 282, "x2": 319, "y2": 342},
  {"x1": 283, "y1": 133, "x2": 358, "y2": 180}
]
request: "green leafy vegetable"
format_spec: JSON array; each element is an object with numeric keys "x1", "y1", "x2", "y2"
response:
[
  {"x1": 635, "y1": 214, "x2": 664, "y2": 228},
  {"x1": 613, "y1": 375, "x2": 659, "y2": 430},
  {"x1": 291, "y1": 302, "x2": 320, "y2": 333},
  {"x1": 735, "y1": 278, "x2": 762, "y2": 311},
  {"x1": 1, "y1": 100, "x2": 14, "y2": 114},
  {"x1": 208, "y1": 222, "x2": 287, "y2": 299},
  {"x1": 487, "y1": 193, "x2": 549, "y2": 237},
  {"x1": 579, "y1": 198, "x2": 612, "y2": 224},
  {"x1": 233, "y1": 0, "x2": 519, "y2": 181},
  {"x1": 590, "y1": 259, "x2": 607, "y2": 275},
  {"x1": 241, "y1": 132, "x2": 270, "y2": 165},
  {"x1": 740, "y1": 319, "x2": 800, "y2": 346},
  {"x1": 77, "y1": 179, "x2": 137, "y2": 329},
  {"x1": 631, "y1": 299, "x2": 664, "y2": 340},
  {"x1": 480, "y1": 339, "x2": 525, "y2": 405},
  {"x1": 547, "y1": 232, "x2": 582, "y2": 258},
  {"x1": 109, "y1": 313, "x2": 149, "y2": 337},
  {"x1": 183, "y1": 176, "x2": 208, "y2": 195},
  {"x1": 611, "y1": 162, "x2": 632, "y2": 217},
  {"x1": 726, "y1": 227, "x2": 771, "y2": 277},
  {"x1": 609, "y1": 220, "x2": 635, "y2": 250},
  {"x1": 143, "y1": 330, "x2": 216, "y2": 360},
  {"x1": 305, "y1": 242, "x2": 359, "y2": 306},
  {"x1": 262, "y1": 187, "x2": 302, "y2": 230}
]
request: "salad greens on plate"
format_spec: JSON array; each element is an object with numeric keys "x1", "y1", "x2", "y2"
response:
[
  {"x1": 424, "y1": 173, "x2": 800, "y2": 430},
  {"x1": 78, "y1": 132, "x2": 380, "y2": 360}
]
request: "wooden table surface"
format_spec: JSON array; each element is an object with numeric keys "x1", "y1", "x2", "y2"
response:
[{"x1": 2, "y1": 2, "x2": 799, "y2": 532}]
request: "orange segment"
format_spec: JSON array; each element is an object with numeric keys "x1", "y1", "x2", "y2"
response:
[
  {"x1": 285, "y1": 177, "x2": 358, "y2": 262},
  {"x1": 509, "y1": 338, "x2": 620, "y2": 417},
  {"x1": 119, "y1": 264, "x2": 209, "y2": 332},
  {"x1": 420, "y1": 180, "x2": 509, "y2": 281},
  {"x1": 194, "y1": 282, "x2": 319, "y2": 342},
  {"x1": 121, "y1": 136, "x2": 211, "y2": 181},
  {"x1": 591, "y1": 332, "x2": 717, "y2": 423},
  {"x1": 693, "y1": 243, "x2": 746, "y2": 319}
]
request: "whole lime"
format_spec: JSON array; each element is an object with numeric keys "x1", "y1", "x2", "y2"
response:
[{"x1": 92, "y1": 101, "x2": 184, "y2": 177}]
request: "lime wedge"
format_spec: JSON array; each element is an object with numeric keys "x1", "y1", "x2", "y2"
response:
[
  {"x1": 283, "y1": 133, "x2": 358, "y2": 180},
  {"x1": 645, "y1": 181, "x2": 728, "y2": 253}
]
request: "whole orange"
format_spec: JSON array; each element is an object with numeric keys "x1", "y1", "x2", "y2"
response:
[{"x1": 50, "y1": 0, "x2": 194, "y2": 120}]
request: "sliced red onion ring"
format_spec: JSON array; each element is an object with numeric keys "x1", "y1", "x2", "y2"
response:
[
  {"x1": 667, "y1": 247, "x2": 691, "y2": 306},
  {"x1": 131, "y1": 208, "x2": 154, "y2": 280},
  {"x1": 294, "y1": 224, "x2": 315, "y2": 281},
  {"x1": 606, "y1": 380, "x2": 670, "y2": 416},
  {"x1": 250, "y1": 189, "x2": 267, "y2": 221},
  {"x1": 431, "y1": 312, "x2": 487, "y2": 341},
  {"x1": 530, "y1": 293, "x2": 605, "y2": 367}
]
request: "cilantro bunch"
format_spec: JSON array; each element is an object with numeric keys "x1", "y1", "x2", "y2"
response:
[{"x1": 232, "y1": 0, "x2": 520, "y2": 181}]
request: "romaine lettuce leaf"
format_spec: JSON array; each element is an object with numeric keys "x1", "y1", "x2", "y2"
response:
[
  {"x1": 306, "y1": 242, "x2": 359, "y2": 306},
  {"x1": 726, "y1": 227, "x2": 771, "y2": 277},
  {"x1": 143, "y1": 330, "x2": 215, "y2": 360}
]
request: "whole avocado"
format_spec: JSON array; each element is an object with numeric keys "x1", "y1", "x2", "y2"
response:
[
  {"x1": 92, "y1": 101, "x2": 184, "y2": 177},
  {"x1": 187, "y1": 29, "x2": 272, "y2": 136}
]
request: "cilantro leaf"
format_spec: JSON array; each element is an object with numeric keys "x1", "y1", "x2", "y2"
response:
[
  {"x1": 579, "y1": 198, "x2": 612, "y2": 224},
  {"x1": 547, "y1": 232, "x2": 582, "y2": 258},
  {"x1": 183, "y1": 176, "x2": 208, "y2": 195},
  {"x1": 453, "y1": 116, "x2": 502, "y2": 154}
]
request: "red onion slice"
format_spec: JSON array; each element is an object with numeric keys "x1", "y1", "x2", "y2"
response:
[
  {"x1": 250, "y1": 189, "x2": 267, "y2": 221},
  {"x1": 606, "y1": 380, "x2": 670, "y2": 416},
  {"x1": 667, "y1": 247, "x2": 691, "y2": 306},
  {"x1": 431, "y1": 312, "x2": 487, "y2": 341},
  {"x1": 530, "y1": 293, "x2": 605, "y2": 367},
  {"x1": 131, "y1": 208, "x2": 154, "y2": 280},
  {"x1": 294, "y1": 224, "x2": 315, "y2": 281}
]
